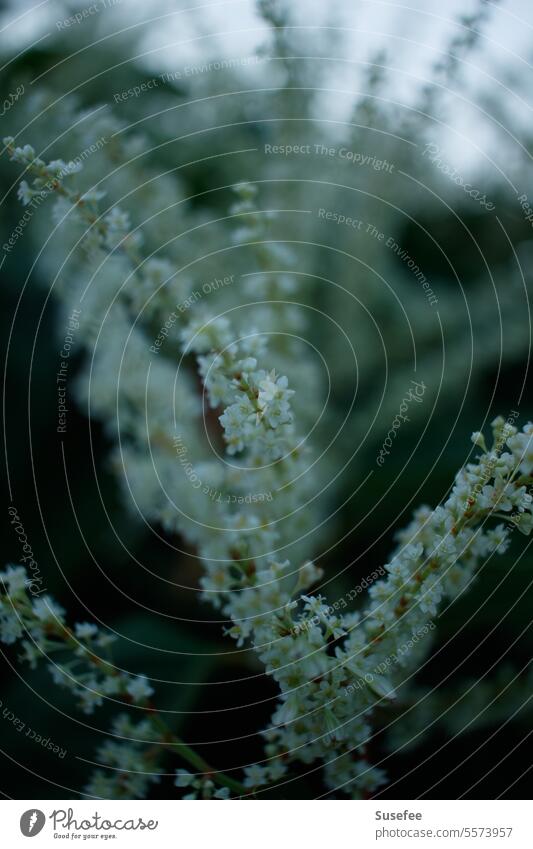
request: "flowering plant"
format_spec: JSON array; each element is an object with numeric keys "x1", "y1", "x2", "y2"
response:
[
  {"x1": 2, "y1": 0, "x2": 532, "y2": 801},
  {"x1": 2, "y1": 128, "x2": 533, "y2": 797}
]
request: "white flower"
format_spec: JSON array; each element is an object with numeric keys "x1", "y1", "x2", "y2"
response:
[
  {"x1": 214, "y1": 787, "x2": 230, "y2": 799},
  {"x1": 257, "y1": 370, "x2": 280, "y2": 405},
  {"x1": 52, "y1": 196, "x2": 74, "y2": 223},
  {"x1": 485, "y1": 525, "x2": 511, "y2": 555},
  {"x1": 257, "y1": 370, "x2": 294, "y2": 428},
  {"x1": 19, "y1": 640, "x2": 41, "y2": 669},
  {"x1": 32, "y1": 596, "x2": 65, "y2": 623},
  {"x1": 80, "y1": 188, "x2": 106, "y2": 202},
  {"x1": 105, "y1": 207, "x2": 130, "y2": 232},
  {"x1": 49, "y1": 664, "x2": 71, "y2": 687},
  {"x1": 0, "y1": 613, "x2": 23, "y2": 644},
  {"x1": 126, "y1": 675, "x2": 154, "y2": 702},
  {"x1": 74, "y1": 622, "x2": 99, "y2": 640},
  {"x1": 174, "y1": 770, "x2": 230, "y2": 799},
  {"x1": 96, "y1": 632, "x2": 117, "y2": 648},
  {"x1": 181, "y1": 315, "x2": 233, "y2": 354},
  {"x1": 0, "y1": 565, "x2": 28, "y2": 594},
  {"x1": 507, "y1": 424, "x2": 533, "y2": 474},
  {"x1": 243, "y1": 763, "x2": 269, "y2": 788},
  {"x1": 233, "y1": 181, "x2": 257, "y2": 200},
  {"x1": 17, "y1": 180, "x2": 34, "y2": 205},
  {"x1": 78, "y1": 683, "x2": 104, "y2": 715},
  {"x1": 100, "y1": 676, "x2": 122, "y2": 695},
  {"x1": 175, "y1": 769, "x2": 195, "y2": 788},
  {"x1": 472, "y1": 431, "x2": 486, "y2": 451},
  {"x1": 8, "y1": 142, "x2": 36, "y2": 163}
]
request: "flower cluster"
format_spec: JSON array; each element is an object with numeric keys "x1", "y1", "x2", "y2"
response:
[
  {"x1": 87, "y1": 715, "x2": 162, "y2": 799},
  {"x1": 0, "y1": 565, "x2": 153, "y2": 716},
  {"x1": 175, "y1": 770, "x2": 230, "y2": 800},
  {"x1": 3, "y1": 137, "x2": 83, "y2": 207},
  {"x1": 4, "y1": 122, "x2": 533, "y2": 799},
  {"x1": 0, "y1": 567, "x2": 243, "y2": 799},
  {"x1": 236, "y1": 417, "x2": 533, "y2": 795}
]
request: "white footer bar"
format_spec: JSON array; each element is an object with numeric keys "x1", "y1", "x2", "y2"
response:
[{"x1": 4, "y1": 799, "x2": 529, "y2": 847}]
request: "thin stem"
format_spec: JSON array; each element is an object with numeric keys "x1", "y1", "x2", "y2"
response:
[{"x1": 150, "y1": 715, "x2": 247, "y2": 795}]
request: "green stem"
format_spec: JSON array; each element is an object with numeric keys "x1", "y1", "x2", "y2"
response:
[{"x1": 150, "y1": 715, "x2": 247, "y2": 795}]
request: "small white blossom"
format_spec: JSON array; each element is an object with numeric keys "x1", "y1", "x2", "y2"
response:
[
  {"x1": 126, "y1": 675, "x2": 154, "y2": 703},
  {"x1": 74, "y1": 622, "x2": 99, "y2": 640},
  {"x1": 32, "y1": 596, "x2": 65, "y2": 623},
  {"x1": 0, "y1": 565, "x2": 28, "y2": 594}
]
